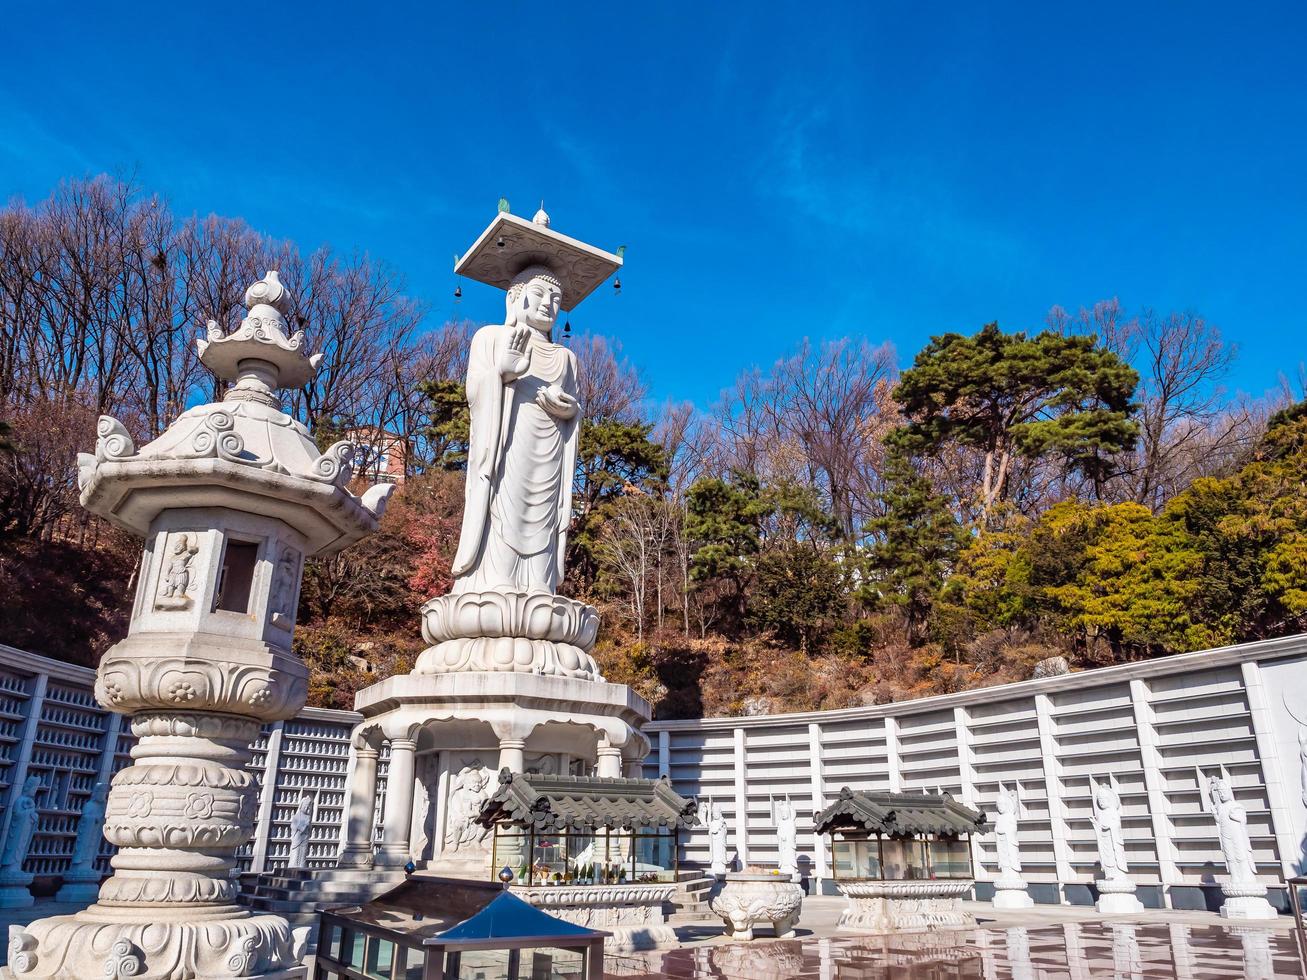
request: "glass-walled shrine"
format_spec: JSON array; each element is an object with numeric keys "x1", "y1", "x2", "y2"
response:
[
  {"x1": 478, "y1": 770, "x2": 698, "y2": 888},
  {"x1": 815, "y1": 787, "x2": 987, "y2": 882}
]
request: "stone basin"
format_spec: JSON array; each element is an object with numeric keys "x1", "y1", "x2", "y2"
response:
[
  {"x1": 836, "y1": 878, "x2": 976, "y2": 933},
  {"x1": 708, "y1": 873, "x2": 804, "y2": 941}
]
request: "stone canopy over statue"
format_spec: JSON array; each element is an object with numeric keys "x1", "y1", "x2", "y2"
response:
[{"x1": 417, "y1": 207, "x2": 623, "y2": 682}]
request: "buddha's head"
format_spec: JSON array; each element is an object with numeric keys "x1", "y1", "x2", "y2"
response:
[
  {"x1": 996, "y1": 792, "x2": 1014, "y2": 814},
  {"x1": 506, "y1": 265, "x2": 563, "y2": 335},
  {"x1": 1095, "y1": 786, "x2": 1117, "y2": 809}
]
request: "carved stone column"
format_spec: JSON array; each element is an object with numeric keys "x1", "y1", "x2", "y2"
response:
[
  {"x1": 3, "y1": 272, "x2": 392, "y2": 980},
  {"x1": 497, "y1": 738, "x2": 527, "y2": 774},
  {"x1": 336, "y1": 745, "x2": 380, "y2": 870},
  {"x1": 596, "y1": 746, "x2": 623, "y2": 779},
  {"x1": 375, "y1": 738, "x2": 417, "y2": 868}
]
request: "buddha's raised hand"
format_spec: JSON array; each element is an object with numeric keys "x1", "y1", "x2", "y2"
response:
[{"x1": 499, "y1": 325, "x2": 532, "y2": 379}]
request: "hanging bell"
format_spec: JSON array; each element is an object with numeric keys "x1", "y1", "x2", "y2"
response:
[
  {"x1": 453, "y1": 285, "x2": 462, "y2": 299},
  {"x1": 496, "y1": 236, "x2": 506, "y2": 248},
  {"x1": 613, "y1": 276, "x2": 622, "y2": 295},
  {"x1": 562, "y1": 320, "x2": 572, "y2": 340}
]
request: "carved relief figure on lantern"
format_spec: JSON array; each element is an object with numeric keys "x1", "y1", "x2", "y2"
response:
[{"x1": 156, "y1": 533, "x2": 200, "y2": 609}]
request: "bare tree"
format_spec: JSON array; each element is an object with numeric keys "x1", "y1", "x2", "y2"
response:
[
  {"x1": 596, "y1": 494, "x2": 657, "y2": 640},
  {"x1": 1054, "y1": 300, "x2": 1252, "y2": 508},
  {"x1": 713, "y1": 338, "x2": 897, "y2": 541},
  {"x1": 571, "y1": 333, "x2": 647, "y2": 422}
]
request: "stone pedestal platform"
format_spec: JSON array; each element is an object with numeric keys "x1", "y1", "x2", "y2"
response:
[
  {"x1": 709, "y1": 873, "x2": 803, "y2": 941},
  {"x1": 0, "y1": 872, "x2": 32, "y2": 910},
  {"x1": 836, "y1": 879, "x2": 975, "y2": 933},
  {"x1": 992, "y1": 873, "x2": 1034, "y2": 910},
  {"x1": 1095, "y1": 877, "x2": 1144, "y2": 914},
  {"x1": 515, "y1": 882, "x2": 678, "y2": 952},
  {"x1": 1219, "y1": 882, "x2": 1277, "y2": 920}
]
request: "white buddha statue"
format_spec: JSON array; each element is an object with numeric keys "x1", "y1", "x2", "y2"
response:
[
  {"x1": 418, "y1": 208, "x2": 620, "y2": 680},
  {"x1": 452, "y1": 265, "x2": 580, "y2": 596}
]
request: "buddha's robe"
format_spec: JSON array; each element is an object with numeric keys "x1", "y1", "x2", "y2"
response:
[{"x1": 451, "y1": 324, "x2": 578, "y2": 595}]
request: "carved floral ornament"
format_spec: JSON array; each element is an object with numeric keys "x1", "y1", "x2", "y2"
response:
[
  {"x1": 419, "y1": 590, "x2": 603, "y2": 680},
  {"x1": 96, "y1": 653, "x2": 306, "y2": 720}
]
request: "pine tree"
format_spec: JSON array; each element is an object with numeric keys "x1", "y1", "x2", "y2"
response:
[
  {"x1": 892, "y1": 322, "x2": 1139, "y2": 520},
  {"x1": 864, "y1": 447, "x2": 966, "y2": 642}
]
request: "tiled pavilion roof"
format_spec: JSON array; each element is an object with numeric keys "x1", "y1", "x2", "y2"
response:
[
  {"x1": 477, "y1": 770, "x2": 700, "y2": 832},
  {"x1": 812, "y1": 786, "x2": 988, "y2": 837}
]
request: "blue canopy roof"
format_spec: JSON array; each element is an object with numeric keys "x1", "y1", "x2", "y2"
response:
[{"x1": 430, "y1": 889, "x2": 605, "y2": 943}]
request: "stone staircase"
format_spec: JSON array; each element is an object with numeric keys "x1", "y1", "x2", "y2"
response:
[
  {"x1": 663, "y1": 871, "x2": 720, "y2": 926},
  {"x1": 237, "y1": 868, "x2": 408, "y2": 940}
]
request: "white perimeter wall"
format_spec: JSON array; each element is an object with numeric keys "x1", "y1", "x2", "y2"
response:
[
  {"x1": 3, "y1": 632, "x2": 1307, "y2": 908},
  {"x1": 642, "y1": 634, "x2": 1307, "y2": 908}
]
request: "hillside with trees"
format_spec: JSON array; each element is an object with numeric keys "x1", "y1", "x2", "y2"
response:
[{"x1": 2, "y1": 176, "x2": 1304, "y2": 716}]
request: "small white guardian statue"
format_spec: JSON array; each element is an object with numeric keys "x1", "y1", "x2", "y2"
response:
[
  {"x1": 770, "y1": 793, "x2": 799, "y2": 878},
  {"x1": 991, "y1": 781, "x2": 1033, "y2": 909},
  {"x1": 54, "y1": 782, "x2": 109, "y2": 903},
  {"x1": 287, "y1": 794, "x2": 314, "y2": 870},
  {"x1": 1199, "y1": 766, "x2": 1276, "y2": 919},
  {"x1": 702, "y1": 799, "x2": 730, "y2": 877},
  {"x1": 1089, "y1": 773, "x2": 1142, "y2": 913},
  {"x1": 0, "y1": 775, "x2": 42, "y2": 908}
]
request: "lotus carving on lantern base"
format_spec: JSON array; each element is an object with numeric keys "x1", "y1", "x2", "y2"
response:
[{"x1": 417, "y1": 590, "x2": 603, "y2": 681}]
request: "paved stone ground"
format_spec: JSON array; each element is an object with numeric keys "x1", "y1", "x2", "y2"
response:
[
  {"x1": 1, "y1": 897, "x2": 1303, "y2": 977},
  {"x1": 605, "y1": 897, "x2": 1307, "y2": 978}
]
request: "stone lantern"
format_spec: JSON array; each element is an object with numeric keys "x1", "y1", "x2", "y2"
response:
[{"x1": 4, "y1": 272, "x2": 393, "y2": 980}]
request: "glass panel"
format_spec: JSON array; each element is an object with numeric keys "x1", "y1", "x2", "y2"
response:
[
  {"x1": 319, "y1": 922, "x2": 339, "y2": 963},
  {"x1": 494, "y1": 829, "x2": 531, "y2": 884},
  {"x1": 565, "y1": 831, "x2": 597, "y2": 883},
  {"x1": 533, "y1": 831, "x2": 569, "y2": 885},
  {"x1": 831, "y1": 837, "x2": 881, "y2": 879},
  {"x1": 341, "y1": 929, "x2": 364, "y2": 969},
  {"x1": 363, "y1": 935, "x2": 394, "y2": 980},
  {"x1": 459, "y1": 947, "x2": 512, "y2": 980},
  {"x1": 525, "y1": 946, "x2": 586, "y2": 980},
  {"x1": 928, "y1": 837, "x2": 972, "y2": 879},
  {"x1": 880, "y1": 838, "x2": 929, "y2": 880},
  {"x1": 632, "y1": 830, "x2": 676, "y2": 883}
]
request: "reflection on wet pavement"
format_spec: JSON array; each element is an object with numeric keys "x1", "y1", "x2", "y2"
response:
[{"x1": 604, "y1": 921, "x2": 1307, "y2": 978}]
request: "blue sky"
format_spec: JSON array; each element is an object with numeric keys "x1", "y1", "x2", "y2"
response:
[{"x1": 3, "y1": 2, "x2": 1305, "y2": 408}]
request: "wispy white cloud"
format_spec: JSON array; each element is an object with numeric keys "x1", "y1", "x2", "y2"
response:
[
  {"x1": 753, "y1": 88, "x2": 1030, "y2": 275},
  {"x1": 0, "y1": 99, "x2": 106, "y2": 189}
]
